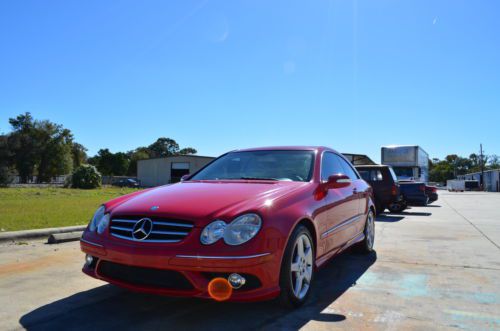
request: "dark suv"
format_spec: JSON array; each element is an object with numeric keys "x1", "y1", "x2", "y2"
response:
[{"x1": 356, "y1": 165, "x2": 405, "y2": 214}]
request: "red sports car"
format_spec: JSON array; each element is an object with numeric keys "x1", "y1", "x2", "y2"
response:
[{"x1": 81, "y1": 146, "x2": 375, "y2": 307}]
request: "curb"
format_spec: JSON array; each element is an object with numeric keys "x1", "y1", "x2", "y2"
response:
[
  {"x1": 48, "y1": 231, "x2": 84, "y2": 244},
  {"x1": 0, "y1": 225, "x2": 87, "y2": 243}
]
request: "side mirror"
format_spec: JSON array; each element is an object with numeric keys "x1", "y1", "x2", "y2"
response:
[
  {"x1": 180, "y1": 174, "x2": 191, "y2": 182},
  {"x1": 326, "y1": 174, "x2": 351, "y2": 189}
]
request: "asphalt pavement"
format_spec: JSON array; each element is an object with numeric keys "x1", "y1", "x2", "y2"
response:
[{"x1": 1, "y1": 191, "x2": 499, "y2": 330}]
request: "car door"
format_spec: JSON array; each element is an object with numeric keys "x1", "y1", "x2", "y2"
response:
[
  {"x1": 337, "y1": 156, "x2": 369, "y2": 236},
  {"x1": 319, "y1": 152, "x2": 359, "y2": 254}
]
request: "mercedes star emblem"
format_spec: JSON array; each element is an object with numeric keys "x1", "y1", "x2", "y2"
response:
[{"x1": 132, "y1": 218, "x2": 153, "y2": 240}]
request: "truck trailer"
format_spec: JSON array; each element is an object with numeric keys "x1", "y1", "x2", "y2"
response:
[{"x1": 381, "y1": 145, "x2": 429, "y2": 182}]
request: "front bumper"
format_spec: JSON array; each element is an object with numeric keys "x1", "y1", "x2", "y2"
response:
[{"x1": 80, "y1": 234, "x2": 281, "y2": 302}]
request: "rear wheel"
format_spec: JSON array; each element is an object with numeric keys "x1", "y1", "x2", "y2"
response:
[
  {"x1": 388, "y1": 202, "x2": 404, "y2": 213},
  {"x1": 279, "y1": 225, "x2": 314, "y2": 308},
  {"x1": 358, "y1": 210, "x2": 375, "y2": 253}
]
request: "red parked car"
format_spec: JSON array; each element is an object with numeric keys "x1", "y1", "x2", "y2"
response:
[{"x1": 80, "y1": 146, "x2": 375, "y2": 307}]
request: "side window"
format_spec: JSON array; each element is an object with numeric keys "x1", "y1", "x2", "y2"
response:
[
  {"x1": 321, "y1": 152, "x2": 344, "y2": 181},
  {"x1": 337, "y1": 156, "x2": 359, "y2": 180},
  {"x1": 358, "y1": 170, "x2": 371, "y2": 182},
  {"x1": 375, "y1": 170, "x2": 383, "y2": 181}
]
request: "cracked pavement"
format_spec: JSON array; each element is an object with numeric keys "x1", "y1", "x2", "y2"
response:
[{"x1": 1, "y1": 191, "x2": 499, "y2": 330}]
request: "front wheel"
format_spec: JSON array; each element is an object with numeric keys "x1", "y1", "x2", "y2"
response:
[{"x1": 279, "y1": 225, "x2": 314, "y2": 308}]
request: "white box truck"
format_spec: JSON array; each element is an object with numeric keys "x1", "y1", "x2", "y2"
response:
[
  {"x1": 381, "y1": 145, "x2": 429, "y2": 182},
  {"x1": 447, "y1": 180, "x2": 465, "y2": 192}
]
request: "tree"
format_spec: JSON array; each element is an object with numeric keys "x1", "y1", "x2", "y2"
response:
[
  {"x1": 6, "y1": 113, "x2": 87, "y2": 183},
  {"x1": 0, "y1": 135, "x2": 13, "y2": 186},
  {"x1": 487, "y1": 154, "x2": 499, "y2": 169},
  {"x1": 146, "y1": 137, "x2": 197, "y2": 158},
  {"x1": 111, "y1": 152, "x2": 130, "y2": 176},
  {"x1": 147, "y1": 138, "x2": 180, "y2": 157},
  {"x1": 127, "y1": 148, "x2": 150, "y2": 176},
  {"x1": 72, "y1": 143, "x2": 88, "y2": 168},
  {"x1": 429, "y1": 160, "x2": 454, "y2": 183},
  {"x1": 90, "y1": 149, "x2": 130, "y2": 176},
  {"x1": 7, "y1": 113, "x2": 38, "y2": 183},
  {"x1": 87, "y1": 137, "x2": 197, "y2": 176},
  {"x1": 35, "y1": 121, "x2": 74, "y2": 183},
  {"x1": 179, "y1": 147, "x2": 197, "y2": 155}
]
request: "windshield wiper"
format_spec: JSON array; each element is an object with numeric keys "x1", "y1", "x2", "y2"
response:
[{"x1": 239, "y1": 177, "x2": 279, "y2": 181}]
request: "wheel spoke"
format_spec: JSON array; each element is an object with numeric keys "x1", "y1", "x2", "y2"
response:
[
  {"x1": 291, "y1": 261, "x2": 300, "y2": 272},
  {"x1": 304, "y1": 246, "x2": 312, "y2": 263},
  {"x1": 297, "y1": 237, "x2": 305, "y2": 259},
  {"x1": 304, "y1": 266, "x2": 312, "y2": 282},
  {"x1": 294, "y1": 274, "x2": 303, "y2": 297}
]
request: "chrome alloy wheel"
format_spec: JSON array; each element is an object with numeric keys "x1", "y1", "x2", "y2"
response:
[
  {"x1": 290, "y1": 234, "x2": 313, "y2": 300},
  {"x1": 365, "y1": 211, "x2": 375, "y2": 250}
]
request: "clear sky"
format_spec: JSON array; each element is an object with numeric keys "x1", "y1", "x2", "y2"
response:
[{"x1": 1, "y1": 1, "x2": 499, "y2": 162}]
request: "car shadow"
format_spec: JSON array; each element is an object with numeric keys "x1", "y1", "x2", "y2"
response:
[
  {"x1": 398, "y1": 211, "x2": 432, "y2": 216},
  {"x1": 19, "y1": 252, "x2": 377, "y2": 331},
  {"x1": 376, "y1": 214, "x2": 405, "y2": 222}
]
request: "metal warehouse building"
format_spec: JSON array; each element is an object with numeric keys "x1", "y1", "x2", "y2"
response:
[
  {"x1": 137, "y1": 155, "x2": 215, "y2": 187},
  {"x1": 457, "y1": 169, "x2": 500, "y2": 192}
]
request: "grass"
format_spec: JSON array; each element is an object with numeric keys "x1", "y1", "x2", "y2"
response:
[{"x1": 0, "y1": 187, "x2": 140, "y2": 232}]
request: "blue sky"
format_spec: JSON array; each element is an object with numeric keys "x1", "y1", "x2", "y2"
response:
[{"x1": 1, "y1": 1, "x2": 499, "y2": 162}]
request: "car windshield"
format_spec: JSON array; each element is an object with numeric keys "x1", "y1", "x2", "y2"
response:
[
  {"x1": 393, "y1": 167, "x2": 414, "y2": 179},
  {"x1": 190, "y1": 150, "x2": 315, "y2": 182}
]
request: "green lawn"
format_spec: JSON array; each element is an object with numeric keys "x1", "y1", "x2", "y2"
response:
[{"x1": 0, "y1": 187, "x2": 141, "y2": 231}]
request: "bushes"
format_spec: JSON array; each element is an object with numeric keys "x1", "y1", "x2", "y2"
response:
[{"x1": 70, "y1": 165, "x2": 102, "y2": 189}]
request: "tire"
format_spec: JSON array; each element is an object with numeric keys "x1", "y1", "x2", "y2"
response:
[
  {"x1": 279, "y1": 225, "x2": 315, "y2": 308},
  {"x1": 388, "y1": 202, "x2": 404, "y2": 213},
  {"x1": 357, "y1": 210, "x2": 375, "y2": 254}
]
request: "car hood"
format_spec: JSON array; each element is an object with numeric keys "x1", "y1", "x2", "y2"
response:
[{"x1": 106, "y1": 180, "x2": 309, "y2": 225}]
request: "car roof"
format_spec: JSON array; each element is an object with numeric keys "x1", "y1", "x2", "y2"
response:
[
  {"x1": 355, "y1": 165, "x2": 388, "y2": 168},
  {"x1": 230, "y1": 146, "x2": 336, "y2": 153}
]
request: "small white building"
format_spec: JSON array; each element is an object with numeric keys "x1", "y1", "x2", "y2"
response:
[
  {"x1": 457, "y1": 169, "x2": 500, "y2": 192},
  {"x1": 137, "y1": 155, "x2": 215, "y2": 187}
]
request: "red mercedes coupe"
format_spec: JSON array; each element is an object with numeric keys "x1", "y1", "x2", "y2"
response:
[{"x1": 81, "y1": 146, "x2": 375, "y2": 307}]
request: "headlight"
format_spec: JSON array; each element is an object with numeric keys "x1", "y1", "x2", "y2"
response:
[
  {"x1": 223, "y1": 213, "x2": 262, "y2": 246},
  {"x1": 200, "y1": 220, "x2": 226, "y2": 245},
  {"x1": 89, "y1": 206, "x2": 109, "y2": 234},
  {"x1": 97, "y1": 214, "x2": 110, "y2": 234}
]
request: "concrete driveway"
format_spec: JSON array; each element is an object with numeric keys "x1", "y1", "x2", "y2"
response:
[{"x1": 1, "y1": 192, "x2": 499, "y2": 330}]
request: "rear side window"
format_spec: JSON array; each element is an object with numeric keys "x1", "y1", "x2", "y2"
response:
[
  {"x1": 359, "y1": 169, "x2": 383, "y2": 182},
  {"x1": 388, "y1": 167, "x2": 398, "y2": 182},
  {"x1": 337, "y1": 157, "x2": 359, "y2": 180},
  {"x1": 321, "y1": 152, "x2": 344, "y2": 181},
  {"x1": 359, "y1": 170, "x2": 371, "y2": 182}
]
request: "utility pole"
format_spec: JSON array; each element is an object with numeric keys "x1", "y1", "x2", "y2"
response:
[{"x1": 480, "y1": 143, "x2": 485, "y2": 191}]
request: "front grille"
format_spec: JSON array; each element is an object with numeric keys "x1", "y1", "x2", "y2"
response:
[
  {"x1": 109, "y1": 216, "x2": 194, "y2": 243},
  {"x1": 98, "y1": 260, "x2": 194, "y2": 290}
]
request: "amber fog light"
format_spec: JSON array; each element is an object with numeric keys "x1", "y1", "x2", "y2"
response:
[{"x1": 208, "y1": 278, "x2": 233, "y2": 301}]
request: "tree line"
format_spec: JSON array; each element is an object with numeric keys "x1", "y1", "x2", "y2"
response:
[
  {"x1": 429, "y1": 153, "x2": 500, "y2": 183},
  {"x1": 0, "y1": 113, "x2": 197, "y2": 185}
]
